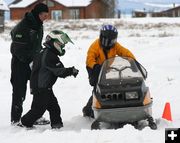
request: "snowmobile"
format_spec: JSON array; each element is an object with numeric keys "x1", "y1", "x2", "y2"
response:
[{"x1": 91, "y1": 56, "x2": 157, "y2": 130}]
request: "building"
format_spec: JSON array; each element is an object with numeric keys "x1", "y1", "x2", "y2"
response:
[
  {"x1": 132, "y1": 10, "x2": 146, "y2": 18},
  {"x1": 9, "y1": 0, "x2": 116, "y2": 20},
  {"x1": 0, "y1": 0, "x2": 9, "y2": 32},
  {"x1": 131, "y1": 3, "x2": 180, "y2": 18},
  {"x1": 152, "y1": 5, "x2": 180, "y2": 17}
]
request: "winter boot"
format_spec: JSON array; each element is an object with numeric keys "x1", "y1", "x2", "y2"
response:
[
  {"x1": 82, "y1": 106, "x2": 94, "y2": 118},
  {"x1": 34, "y1": 117, "x2": 50, "y2": 125},
  {"x1": 17, "y1": 120, "x2": 35, "y2": 129},
  {"x1": 51, "y1": 123, "x2": 63, "y2": 129},
  {"x1": 82, "y1": 96, "x2": 94, "y2": 118},
  {"x1": 11, "y1": 121, "x2": 20, "y2": 126}
]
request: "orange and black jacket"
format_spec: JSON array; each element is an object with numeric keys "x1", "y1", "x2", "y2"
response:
[
  {"x1": 86, "y1": 38, "x2": 136, "y2": 86},
  {"x1": 86, "y1": 38, "x2": 135, "y2": 68}
]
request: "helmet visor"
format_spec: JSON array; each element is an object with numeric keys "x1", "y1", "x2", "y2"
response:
[
  {"x1": 101, "y1": 37, "x2": 117, "y2": 50},
  {"x1": 61, "y1": 33, "x2": 74, "y2": 45},
  {"x1": 54, "y1": 40, "x2": 65, "y2": 55},
  {"x1": 101, "y1": 30, "x2": 118, "y2": 39}
]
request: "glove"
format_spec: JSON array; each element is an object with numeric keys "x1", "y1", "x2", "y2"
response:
[
  {"x1": 93, "y1": 64, "x2": 101, "y2": 74},
  {"x1": 91, "y1": 64, "x2": 101, "y2": 86},
  {"x1": 71, "y1": 66, "x2": 79, "y2": 78}
]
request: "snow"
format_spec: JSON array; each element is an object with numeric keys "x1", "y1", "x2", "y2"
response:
[
  {"x1": 0, "y1": 0, "x2": 9, "y2": 10},
  {"x1": 9, "y1": 0, "x2": 37, "y2": 8},
  {"x1": 54, "y1": 0, "x2": 91, "y2": 7},
  {"x1": 145, "y1": 2, "x2": 180, "y2": 8},
  {"x1": 0, "y1": 17, "x2": 180, "y2": 143},
  {"x1": 9, "y1": 0, "x2": 91, "y2": 8}
]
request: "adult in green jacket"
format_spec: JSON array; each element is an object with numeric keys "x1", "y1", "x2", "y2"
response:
[{"x1": 10, "y1": 3, "x2": 49, "y2": 124}]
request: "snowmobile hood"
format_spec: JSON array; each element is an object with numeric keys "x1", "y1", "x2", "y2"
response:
[{"x1": 98, "y1": 56, "x2": 147, "y2": 86}]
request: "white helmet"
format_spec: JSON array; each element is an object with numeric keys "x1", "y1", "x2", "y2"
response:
[{"x1": 45, "y1": 30, "x2": 73, "y2": 56}]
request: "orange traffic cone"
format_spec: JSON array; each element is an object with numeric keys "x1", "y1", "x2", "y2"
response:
[{"x1": 162, "y1": 102, "x2": 172, "y2": 121}]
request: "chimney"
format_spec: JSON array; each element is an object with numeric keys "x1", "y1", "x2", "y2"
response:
[{"x1": 173, "y1": 3, "x2": 175, "y2": 8}]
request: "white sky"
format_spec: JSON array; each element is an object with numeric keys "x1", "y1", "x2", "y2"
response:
[
  {"x1": 0, "y1": 18, "x2": 180, "y2": 143},
  {"x1": 3, "y1": 0, "x2": 12, "y2": 4}
]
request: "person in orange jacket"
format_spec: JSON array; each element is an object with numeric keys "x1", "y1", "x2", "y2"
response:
[{"x1": 83, "y1": 24, "x2": 136, "y2": 118}]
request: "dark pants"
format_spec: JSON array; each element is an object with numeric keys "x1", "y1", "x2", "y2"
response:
[
  {"x1": 84, "y1": 95, "x2": 93, "y2": 108},
  {"x1": 84, "y1": 66, "x2": 98, "y2": 109},
  {"x1": 10, "y1": 56, "x2": 31, "y2": 123},
  {"x1": 83, "y1": 66, "x2": 101, "y2": 118},
  {"x1": 21, "y1": 89, "x2": 62, "y2": 127}
]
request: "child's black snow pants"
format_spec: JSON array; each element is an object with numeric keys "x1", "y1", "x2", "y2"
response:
[{"x1": 21, "y1": 89, "x2": 62, "y2": 127}]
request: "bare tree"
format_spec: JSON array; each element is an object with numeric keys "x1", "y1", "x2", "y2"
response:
[
  {"x1": 90, "y1": 0, "x2": 117, "y2": 18},
  {"x1": 102, "y1": 0, "x2": 116, "y2": 18}
]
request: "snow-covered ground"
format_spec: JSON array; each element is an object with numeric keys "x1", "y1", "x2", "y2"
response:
[{"x1": 0, "y1": 18, "x2": 180, "y2": 143}]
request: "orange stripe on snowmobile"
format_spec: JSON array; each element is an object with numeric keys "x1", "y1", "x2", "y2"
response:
[
  {"x1": 92, "y1": 95, "x2": 101, "y2": 109},
  {"x1": 143, "y1": 90, "x2": 152, "y2": 105}
]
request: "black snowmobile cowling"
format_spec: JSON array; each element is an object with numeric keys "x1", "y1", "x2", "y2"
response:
[{"x1": 91, "y1": 56, "x2": 157, "y2": 130}]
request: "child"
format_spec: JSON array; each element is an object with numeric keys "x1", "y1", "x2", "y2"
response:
[
  {"x1": 83, "y1": 24, "x2": 136, "y2": 118},
  {"x1": 21, "y1": 30, "x2": 79, "y2": 129}
]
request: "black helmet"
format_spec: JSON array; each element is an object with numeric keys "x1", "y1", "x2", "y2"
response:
[{"x1": 100, "y1": 24, "x2": 118, "y2": 51}]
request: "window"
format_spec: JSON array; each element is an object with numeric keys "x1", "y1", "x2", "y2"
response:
[
  {"x1": 51, "y1": 10, "x2": 62, "y2": 21},
  {"x1": 70, "y1": 9, "x2": 80, "y2": 19},
  {"x1": 42, "y1": 0, "x2": 54, "y2": 7}
]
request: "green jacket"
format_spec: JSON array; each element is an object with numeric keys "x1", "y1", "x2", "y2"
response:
[{"x1": 10, "y1": 12, "x2": 43, "y2": 63}]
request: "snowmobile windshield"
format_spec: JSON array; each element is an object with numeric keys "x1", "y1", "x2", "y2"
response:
[{"x1": 98, "y1": 56, "x2": 147, "y2": 84}]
